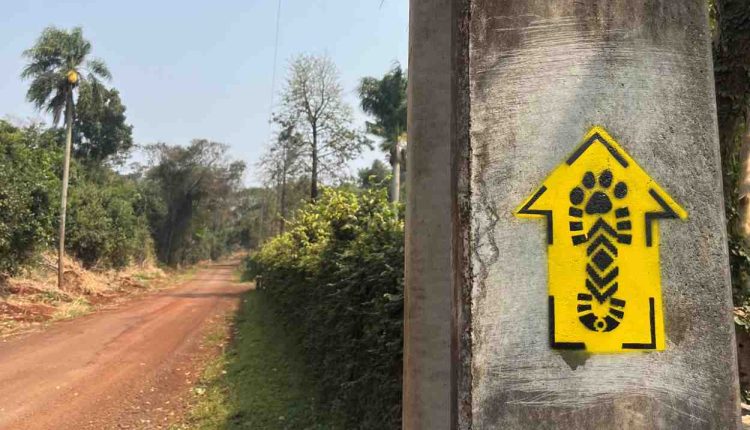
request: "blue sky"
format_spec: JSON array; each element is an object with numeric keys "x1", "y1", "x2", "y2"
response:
[{"x1": 0, "y1": 0, "x2": 408, "y2": 184}]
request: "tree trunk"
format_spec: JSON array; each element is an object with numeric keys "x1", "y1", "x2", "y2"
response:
[
  {"x1": 164, "y1": 209, "x2": 176, "y2": 265},
  {"x1": 738, "y1": 111, "x2": 750, "y2": 306},
  {"x1": 311, "y1": 126, "x2": 319, "y2": 201},
  {"x1": 739, "y1": 110, "x2": 750, "y2": 238},
  {"x1": 390, "y1": 144, "x2": 401, "y2": 203},
  {"x1": 714, "y1": 0, "x2": 750, "y2": 209},
  {"x1": 58, "y1": 90, "x2": 74, "y2": 288}
]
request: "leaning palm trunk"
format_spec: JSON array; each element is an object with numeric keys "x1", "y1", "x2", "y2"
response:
[{"x1": 58, "y1": 90, "x2": 73, "y2": 288}]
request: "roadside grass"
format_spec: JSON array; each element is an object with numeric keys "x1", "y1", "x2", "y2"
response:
[
  {"x1": 51, "y1": 297, "x2": 91, "y2": 321},
  {"x1": 133, "y1": 264, "x2": 198, "y2": 289},
  {"x1": 0, "y1": 259, "x2": 201, "y2": 338},
  {"x1": 173, "y1": 265, "x2": 200, "y2": 283},
  {"x1": 45, "y1": 264, "x2": 198, "y2": 324},
  {"x1": 176, "y1": 289, "x2": 340, "y2": 430}
]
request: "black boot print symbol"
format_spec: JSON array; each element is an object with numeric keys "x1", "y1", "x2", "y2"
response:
[{"x1": 568, "y1": 170, "x2": 631, "y2": 332}]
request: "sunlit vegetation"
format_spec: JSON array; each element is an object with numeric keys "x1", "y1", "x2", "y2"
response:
[
  {"x1": 176, "y1": 290, "x2": 339, "y2": 429},
  {"x1": 245, "y1": 189, "x2": 404, "y2": 429}
]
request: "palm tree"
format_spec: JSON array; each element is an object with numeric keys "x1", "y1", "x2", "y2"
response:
[
  {"x1": 21, "y1": 27, "x2": 111, "y2": 288},
  {"x1": 359, "y1": 64, "x2": 407, "y2": 203}
]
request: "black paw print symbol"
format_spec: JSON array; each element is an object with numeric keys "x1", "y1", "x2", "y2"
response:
[{"x1": 569, "y1": 170, "x2": 628, "y2": 215}]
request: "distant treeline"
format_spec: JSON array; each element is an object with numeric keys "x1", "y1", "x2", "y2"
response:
[
  {"x1": 0, "y1": 119, "x2": 258, "y2": 273},
  {"x1": 4, "y1": 26, "x2": 275, "y2": 275}
]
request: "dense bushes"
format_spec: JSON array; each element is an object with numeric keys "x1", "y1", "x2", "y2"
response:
[
  {"x1": 67, "y1": 168, "x2": 153, "y2": 268},
  {"x1": 0, "y1": 121, "x2": 156, "y2": 272},
  {"x1": 245, "y1": 188, "x2": 404, "y2": 429},
  {"x1": 0, "y1": 80, "x2": 263, "y2": 275},
  {"x1": 0, "y1": 119, "x2": 251, "y2": 274},
  {"x1": 0, "y1": 121, "x2": 61, "y2": 274},
  {"x1": 144, "y1": 140, "x2": 247, "y2": 267}
]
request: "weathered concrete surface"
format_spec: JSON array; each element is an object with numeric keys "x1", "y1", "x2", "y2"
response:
[
  {"x1": 403, "y1": 0, "x2": 453, "y2": 428},
  {"x1": 467, "y1": 1, "x2": 741, "y2": 429}
]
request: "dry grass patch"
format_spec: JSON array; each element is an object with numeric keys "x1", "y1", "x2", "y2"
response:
[{"x1": 0, "y1": 252, "x2": 177, "y2": 336}]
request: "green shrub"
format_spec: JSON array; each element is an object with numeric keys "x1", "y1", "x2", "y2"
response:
[
  {"x1": 143, "y1": 140, "x2": 246, "y2": 267},
  {"x1": 0, "y1": 120, "x2": 240, "y2": 274},
  {"x1": 67, "y1": 168, "x2": 154, "y2": 268},
  {"x1": 0, "y1": 121, "x2": 61, "y2": 274},
  {"x1": 245, "y1": 188, "x2": 404, "y2": 429}
]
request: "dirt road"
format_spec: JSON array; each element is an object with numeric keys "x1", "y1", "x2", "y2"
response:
[{"x1": 0, "y1": 262, "x2": 250, "y2": 429}]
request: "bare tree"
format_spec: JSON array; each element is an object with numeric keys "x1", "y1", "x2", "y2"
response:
[
  {"x1": 260, "y1": 116, "x2": 304, "y2": 234},
  {"x1": 276, "y1": 54, "x2": 369, "y2": 200}
]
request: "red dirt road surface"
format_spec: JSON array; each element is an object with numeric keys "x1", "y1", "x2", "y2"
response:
[{"x1": 0, "y1": 262, "x2": 250, "y2": 429}]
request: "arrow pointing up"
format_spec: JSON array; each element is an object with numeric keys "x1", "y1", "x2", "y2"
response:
[{"x1": 514, "y1": 126, "x2": 687, "y2": 353}]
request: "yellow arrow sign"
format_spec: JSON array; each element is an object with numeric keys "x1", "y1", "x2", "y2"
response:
[{"x1": 515, "y1": 126, "x2": 687, "y2": 353}]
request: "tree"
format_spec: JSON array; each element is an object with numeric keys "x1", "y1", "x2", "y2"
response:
[
  {"x1": 276, "y1": 54, "x2": 368, "y2": 200},
  {"x1": 358, "y1": 159, "x2": 390, "y2": 190},
  {"x1": 260, "y1": 117, "x2": 304, "y2": 233},
  {"x1": 66, "y1": 168, "x2": 152, "y2": 268},
  {"x1": 21, "y1": 26, "x2": 111, "y2": 287},
  {"x1": 714, "y1": 0, "x2": 750, "y2": 204},
  {"x1": 359, "y1": 64, "x2": 407, "y2": 202},
  {"x1": 708, "y1": 0, "x2": 750, "y2": 399},
  {"x1": 712, "y1": 0, "x2": 750, "y2": 301},
  {"x1": 145, "y1": 140, "x2": 246, "y2": 266},
  {"x1": 74, "y1": 81, "x2": 133, "y2": 163},
  {"x1": 0, "y1": 120, "x2": 61, "y2": 274},
  {"x1": 231, "y1": 187, "x2": 280, "y2": 249}
]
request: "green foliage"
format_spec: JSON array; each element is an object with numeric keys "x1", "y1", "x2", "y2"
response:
[
  {"x1": 0, "y1": 121, "x2": 61, "y2": 274},
  {"x1": 11, "y1": 27, "x2": 247, "y2": 276},
  {"x1": 359, "y1": 64, "x2": 407, "y2": 202},
  {"x1": 715, "y1": 0, "x2": 750, "y2": 204},
  {"x1": 66, "y1": 168, "x2": 153, "y2": 268},
  {"x1": 708, "y1": 0, "x2": 718, "y2": 34},
  {"x1": 0, "y1": 119, "x2": 153, "y2": 272},
  {"x1": 714, "y1": 0, "x2": 750, "y2": 308},
  {"x1": 260, "y1": 117, "x2": 308, "y2": 234},
  {"x1": 145, "y1": 140, "x2": 246, "y2": 266},
  {"x1": 246, "y1": 188, "x2": 404, "y2": 429},
  {"x1": 358, "y1": 159, "x2": 390, "y2": 190},
  {"x1": 0, "y1": 121, "x2": 247, "y2": 272},
  {"x1": 74, "y1": 81, "x2": 134, "y2": 163},
  {"x1": 359, "y1": 63, "x2": 407, "y2": 153},
  {"x1": 722, "y1": 123, "x2": 750, "y2": 302},
  {"x1": 21, "y1": 26, "x2": 111, "y2": 126},
  {"x1": 714, "y1": 0, "x2": 750, "y2": 156},
  {"x1": 178, "y1": 291, "x2": 340, "y2": 429},
  {"x1": 229, "y1": 178, "x2": 310, "y2": 251}
]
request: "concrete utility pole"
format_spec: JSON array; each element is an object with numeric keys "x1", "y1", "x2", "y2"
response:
[{"x1": 405, "y1": 1, "x2": 741, "y2": 429}]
